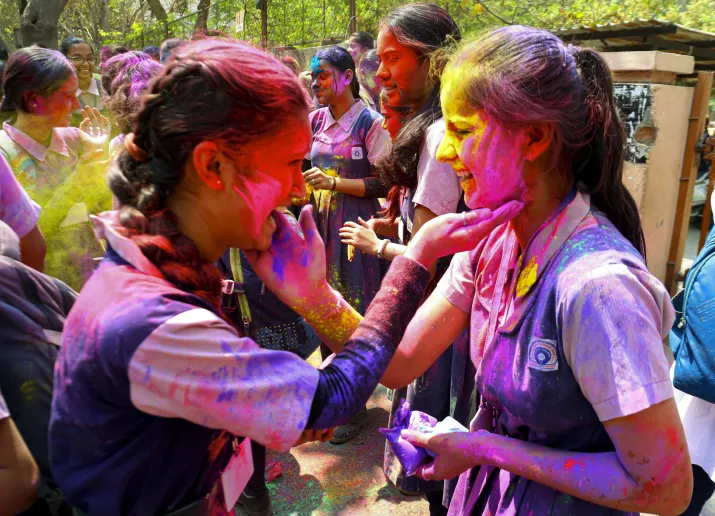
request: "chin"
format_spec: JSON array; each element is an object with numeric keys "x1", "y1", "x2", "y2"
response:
[{"x1": 252, "y1": 235, "x2": 273, "y2": 252}]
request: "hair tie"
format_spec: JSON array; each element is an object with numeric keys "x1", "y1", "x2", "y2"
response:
[{"x1": 124, "y1": 132, "x2": 149, "y2": 162}]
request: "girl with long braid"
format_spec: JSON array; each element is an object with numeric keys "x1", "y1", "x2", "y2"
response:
[{"x1": 48, "y1": 38, "x2": 518, "y2": 515}]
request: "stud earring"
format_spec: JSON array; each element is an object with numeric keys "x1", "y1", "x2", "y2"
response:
[{"x1": 216, "y1": 179, "x2": 224, "y2": 188}]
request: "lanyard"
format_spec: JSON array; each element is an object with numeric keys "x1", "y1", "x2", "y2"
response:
[{"x1": 228, "y1": 248, "x2": 252, "y2": 336}]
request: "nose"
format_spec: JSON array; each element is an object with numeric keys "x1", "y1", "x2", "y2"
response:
[
  {"x1": 376, "y1": 60, "x2": 389, "y2": 81},
  {"x1": 71, "y1": 95, "x2": 82, "y2": 111},
  {"x1": 289, "y1": 166, "x2": 306, "y2": 199},
  {"x1": 436, "y1": 135, "x2": 457, "y2": 164}
]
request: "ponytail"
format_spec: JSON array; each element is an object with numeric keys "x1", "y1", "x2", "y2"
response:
[{"x1": 572, "y1": 48, "x2": 646, "y2": 259}]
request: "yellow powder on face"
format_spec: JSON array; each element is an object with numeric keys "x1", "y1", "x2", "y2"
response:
[{"x1": 516, "y1": 256, "x2": 538, "y2": 298}]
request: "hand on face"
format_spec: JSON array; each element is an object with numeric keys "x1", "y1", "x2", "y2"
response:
[
  {"x1": 303, "y1": 167, "x2": 334, "y2": 191},
  {"x1": 405, "y1": 201, "x2": 524, "y2": 269},
  {"x1": 243, "y1": 206, "x2": 331, "y2": 313},
  {"x1": 339, "y1": 217, "x2": 381, "y2": 255},
  {"x1": 399, "y1": 430, "x2": 488, "y2": 481}
]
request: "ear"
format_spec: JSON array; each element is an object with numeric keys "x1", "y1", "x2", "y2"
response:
[
  {"x1": 524, "y1": 122, "x2": 555, "y2": 162},
  {"x1": 192, "y1": 141, "x2": 225, "y2": 191},
  {"x1": 23, "y1": 91, "x2": 38, "y2": 113},
  {"x1": 344, "y1": 69, "x2": 354, "y2": 85}
]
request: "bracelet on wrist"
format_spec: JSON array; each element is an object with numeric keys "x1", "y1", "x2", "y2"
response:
[
  {"x1": 330, "y1": 176, "x2": 337, "y2": 191},
  {"x1": 376, "y1": 239, "x2": 389, "y2": 259}
]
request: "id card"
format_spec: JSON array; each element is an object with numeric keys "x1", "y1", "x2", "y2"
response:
[{"x1": 221, "y1": 438, "x2": 254, "y2": 511}]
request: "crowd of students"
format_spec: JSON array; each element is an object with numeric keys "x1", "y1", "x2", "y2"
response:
[{"x1": 0, "y1": 3, "x2": 712, "y2": 516}]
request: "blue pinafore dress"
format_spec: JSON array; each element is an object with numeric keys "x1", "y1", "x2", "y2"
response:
[{"x1": 309, "y1": 106, "x2": 389, "y2": 315}]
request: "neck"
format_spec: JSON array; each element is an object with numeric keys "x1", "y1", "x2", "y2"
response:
[
  {"x1": 329, "y1": 93, "x2": 356, "y2": 121},
  {"x1": 12, "y1": 112, "x2": 54, "y2": 147},
  {"x1": 78, "y1": 76, "x2": 92, "y2": 91},
  {"x1": 167, "y1": 191, "x2": 225, "y2": 263},
  {"x1": 511, "y1": 168, "x2": 572, "y2": 251},
  {"x1": 413, "y1": 83, "x2": 436, "y2": 113}
]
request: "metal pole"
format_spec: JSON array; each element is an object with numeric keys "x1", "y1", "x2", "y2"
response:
[{"x1": 261, "y1": 0, "x2": 268, "y2": 49}]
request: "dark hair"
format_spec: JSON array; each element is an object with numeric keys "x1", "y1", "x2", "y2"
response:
[
  {"x1": 444, "y1": 26, "x2": 645, "y2": 257},
  {"x1": 160, "y1": 38, "x2": 186, "y2": 63},
  {"x1": 312, "y1": 46, "x2": 360, "y2": 100},
  {"x1": 350, "y1": 31, "x2": 374, "y2": 50},
  {"x1": 0, "y1": 61, "x2": 5, "y2": 98},
  {"x1": 0, "y1": 47, "x2": 8, "y2": 61},
  {"x1": 377, "y1": 3, "x2": 461, "y2": 220},
  {"x1": 102, "y1": 52, "x2": 164, "y2": 134},
  {"x1": 101, "y1": 44, "x2": 129, "y2": 62},
  {"x1": 358, "y1": 48, "x2": 379, "y2": 74},
  {"x1": 142, "y1": 45, "x2": 160, "y2": 59},
  {"x1": 280, "y1": 56, "x2": 301, "y2": 76},
  {"x1": 0, "y1": 46, "x2": 75, "y2": 113},
  {"x1": 60, "y1": 36, "x2": 94, "y2": 56},
  {"x1": 108, "y1": 38, "x2": 310, "y2": 308}
]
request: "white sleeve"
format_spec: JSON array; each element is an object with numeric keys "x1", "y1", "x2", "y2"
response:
[
  {"x1": 559, "y1": 262, "x2": 675, "y2": 421},
  {"x1": 128, "y1": 308, "x2": 319, "y2": 452},
  {"x1": 413, "y1": 121, "x2": 461, "y2": 216},
  {"x1": 0, "y1": 154, "x2": 40, "y2": 238},
  {"x1": 436, "y1": 250, "x2": 476, "y2": 313},
  {"x1": 0, "y1": 388, "x2": 8, "y2": 420},
  {"x1": 366, "y1": 117, "x2": 392, "y2": 164}
]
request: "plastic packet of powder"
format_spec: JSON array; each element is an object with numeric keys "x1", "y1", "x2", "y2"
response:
[{"x1": 379, "y1": 399, "x2": 467, "y2": 476}]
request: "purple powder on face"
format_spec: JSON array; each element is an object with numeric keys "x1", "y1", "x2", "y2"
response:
[{"x1": 379, "y1": 399, "x2": 438, "y2": 476}]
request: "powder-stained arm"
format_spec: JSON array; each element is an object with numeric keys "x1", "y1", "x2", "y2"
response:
[{"x1": 306, "y1": 255, "x2": 431, "y2": 428}]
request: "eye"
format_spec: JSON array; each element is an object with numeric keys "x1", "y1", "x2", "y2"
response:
[{"x1": 455, "y1": 130, "x2": 472, "y2": 137}]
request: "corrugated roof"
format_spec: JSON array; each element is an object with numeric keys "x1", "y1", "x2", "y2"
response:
[{"x1": 554, "y1": 19, "x2": 715, "y2": 71}]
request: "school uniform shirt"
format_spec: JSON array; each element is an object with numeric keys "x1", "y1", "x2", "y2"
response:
[
  {"x1": 0, "y1": 122, "x2": 108, "y2": 290},
  {"x1": 72, "y1": 77, "x2": 105, "y2": 127},
  {"x1": 0, "y1": 153, "x2": 40, "y2": 239},
  {"x1": 50, "y1": 211, "x2": 319, "y2": 515},
  {"x1": 440, "y1": 189, "x2": 674, "y2": 516}
]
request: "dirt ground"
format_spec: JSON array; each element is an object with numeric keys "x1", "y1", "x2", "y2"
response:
[{"x1": 235, "y1": 350, "x2": 430, "y2": 516}]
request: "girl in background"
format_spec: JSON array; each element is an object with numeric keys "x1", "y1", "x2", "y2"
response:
[
  {"x1": 59, "y1": 36, "x2": 106, "y2": 128},
  {"x1": 0, "y1": 47, "x2": 111, "y2": 290},
  {"x1": 100, "y1": 51, "x2": 164, "y2": 156},
  {"x1": 305, "y1": 45, "x2": 392, "y2": 443}
]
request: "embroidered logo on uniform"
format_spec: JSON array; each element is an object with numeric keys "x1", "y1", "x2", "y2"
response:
[
  {"x1": 351, "y1": 146, "x2": 364, "y2": 160},
  {"x1": 527, "y1": 339, "x2": 559, "y2": 372}
]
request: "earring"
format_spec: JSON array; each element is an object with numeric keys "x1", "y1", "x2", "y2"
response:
[{"x1": 215, "y1": 179, "x2": 224, "y2": 188}]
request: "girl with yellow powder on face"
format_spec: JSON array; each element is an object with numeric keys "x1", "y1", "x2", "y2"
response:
[{"x1": 282, "y1": 25, "x2": 695, "y2": 516}]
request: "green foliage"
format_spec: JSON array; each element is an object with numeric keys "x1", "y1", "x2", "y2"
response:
[{"x1": 0, "y1": 0, "x2": 713, "y2": 52}]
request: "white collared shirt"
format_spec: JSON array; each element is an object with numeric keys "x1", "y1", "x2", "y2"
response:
[{"x1": 75, "y1": 77, "x2": 104, "y2": 112}]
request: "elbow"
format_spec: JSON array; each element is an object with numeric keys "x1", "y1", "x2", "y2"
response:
[
  {"x1": 6, "y1": 462, "x2": 40, "y2": 514},
  {"x1": 630, "y1": 462, "x2": 693, "y2": 516}
]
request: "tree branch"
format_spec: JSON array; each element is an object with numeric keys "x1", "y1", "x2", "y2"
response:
[{"x1": 477, "y1": 0, "x2": 513, "y2": 25}]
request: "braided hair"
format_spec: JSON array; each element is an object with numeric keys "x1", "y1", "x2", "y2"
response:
[{"x1": 108, "y1": 38, "x2": 310, "y2": 309}]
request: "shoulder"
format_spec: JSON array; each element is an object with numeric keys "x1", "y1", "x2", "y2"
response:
[{"x1": 424, "y1": 119, "x2": 446, "y2": 149}]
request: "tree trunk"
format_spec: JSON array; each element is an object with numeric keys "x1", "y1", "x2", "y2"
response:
[
  {"x1": 195, "y1": 0, "x2": 211, "y2": 31},
  {"x1": 99, "y1": 0, "x2": 110, "y2": 35},
  {"x1": 19, "y1": 0, "x2": 70, "y2": 49},
  {"x1": 146, "y1": 0, "x2": 168, "y2": 21}
]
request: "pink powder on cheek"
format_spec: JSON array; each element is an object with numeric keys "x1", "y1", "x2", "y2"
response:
[
  {"x1": 230, "y1": 169, "x2": 285, "y2": 239},
  {"x1": 463, "y1": 124, "x2": 527, "y2": 209}
]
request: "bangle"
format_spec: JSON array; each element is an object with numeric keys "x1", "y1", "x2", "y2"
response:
[
  {"x1": 330, "y1": 176, "x2": 337, "y2": 191},
  {"x1": 376, "y1": 239, "x2": 389, "y2": 259}
]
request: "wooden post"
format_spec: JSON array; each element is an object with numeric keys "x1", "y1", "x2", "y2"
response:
[
  {"x1": 698, "y1": 136, "x2": 715, "y2": 250},
  {"x1": 349, "y1": 0, "x2": 357, "y2": 34},
  {"x1": 261, "y1": 0, "x2": 268, "y2": 49},
  {"x1": 665, "y1": 71, "x2": 714, "y2": 293}
]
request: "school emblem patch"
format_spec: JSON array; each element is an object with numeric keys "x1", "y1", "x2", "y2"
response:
[
  {"x1": 351, "y1": 146, "x2": 364, "y2": 160},
  {"x1": 527, "y1": 339, "x2": 559, "y2": 372}
]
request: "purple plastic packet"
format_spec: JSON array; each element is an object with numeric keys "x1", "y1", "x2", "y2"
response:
[{"x1": 379, "y1": 399, "x2": 438, "y2": 476}]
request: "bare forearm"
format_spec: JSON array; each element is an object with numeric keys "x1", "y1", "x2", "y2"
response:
[
  {"x1": 477, "y1": 433, "x2": 689, "y2": 515},
  {"x1": 333, "y1": 177, "x2": 367, "y2": 197}
]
